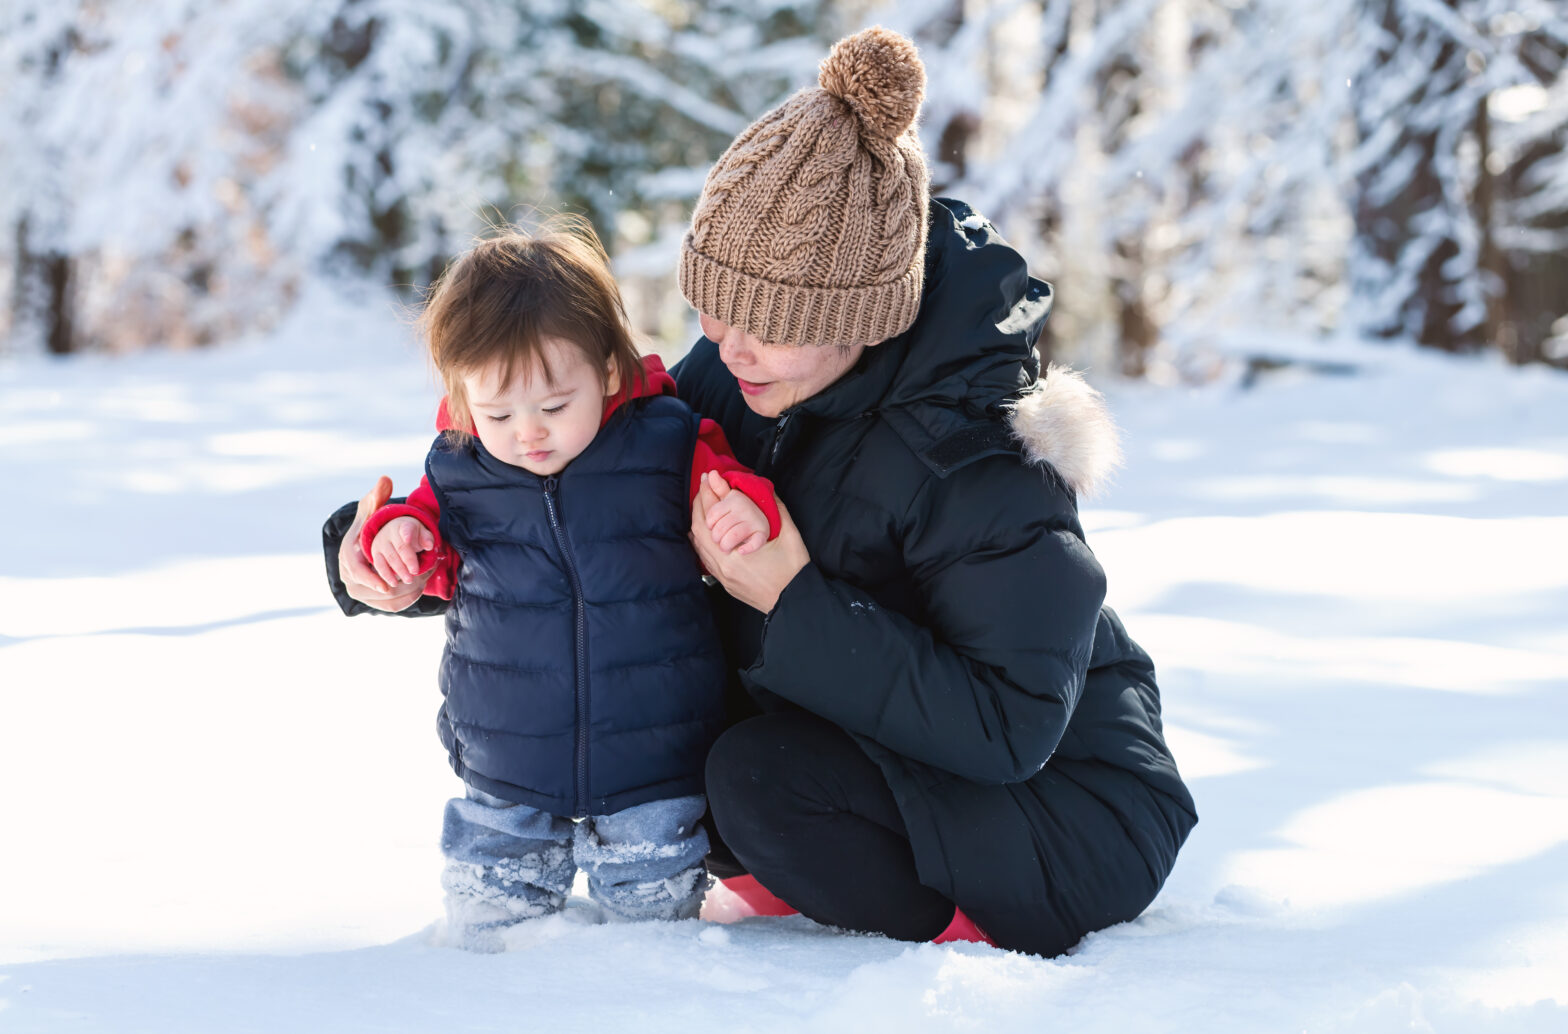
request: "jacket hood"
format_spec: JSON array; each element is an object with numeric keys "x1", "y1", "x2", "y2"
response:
[
  {"x1": 800, "y1": 198, "x2": 1121, "y2": 498},
  {"x1": 1005, "y1": 364, "x2": 1123, "y2": 500},
  {"x1": 602, "y1": 354, "x2": 677, "y2": 423}
]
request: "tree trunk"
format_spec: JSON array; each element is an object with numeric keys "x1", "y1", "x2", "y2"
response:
[
  {"x1": 12, "y1": 216, "x2": 77, "y2": 356},
  {"x1": 1491, "y1": 29, "x2": 1568, "y2": 368},
  {"x1": 1473, "y1": 94, "x2": 1514, "y2": 361},
  {"x1": 1350, "y1": 0, "x2": 1478, "y2": 352},
  {"x1": 44, "y1": 251, "x2": 74, "y2": 355}
]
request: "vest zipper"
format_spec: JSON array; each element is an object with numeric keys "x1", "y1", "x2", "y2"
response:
[{"x1": 542, "y1": 476, "x2": 591, "y2": 818}]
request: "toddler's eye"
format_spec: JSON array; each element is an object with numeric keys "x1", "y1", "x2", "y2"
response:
[
  {"x1": 543, "y1": 403, "x2": 569, "y2": 415},
  {"x1": 484, "y1": 413, "x2": 508, "y2": 423}
]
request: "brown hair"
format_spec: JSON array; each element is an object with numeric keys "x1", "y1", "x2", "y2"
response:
[{"x1": 419, "y1": 217, "x2": 645, "y2": 438}]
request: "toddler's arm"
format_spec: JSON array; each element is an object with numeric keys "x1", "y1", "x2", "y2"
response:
[
  {"x1": 358, "y1": 475, "x2": 459, "y2": 600},
  {"x1": 701, "y1": 470, "x2": 771, "y2": 555},
  {"x1": 688, "y1": 419, "x2": 781, "y2": 549},
  {"x1": 369, "y1": 516, "x2": 433, "y2": 586}
]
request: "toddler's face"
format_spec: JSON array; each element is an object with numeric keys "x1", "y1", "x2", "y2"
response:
[{"x1": 462, "y1": 339, "x2": 618, "y2": 477}]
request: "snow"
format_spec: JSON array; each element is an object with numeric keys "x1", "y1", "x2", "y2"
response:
[{"x1": 2, "y1": 289, "x2": 1567, "y2": 1031}]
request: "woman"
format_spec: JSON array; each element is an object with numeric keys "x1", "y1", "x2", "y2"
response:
[{"x1": 326, "y1": 26, "x2": 1195, "y2": 957}]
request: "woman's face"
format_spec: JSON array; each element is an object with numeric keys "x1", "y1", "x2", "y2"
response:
[{"x1": 699, "y1": 313, "x2": 869, "y2": 418}]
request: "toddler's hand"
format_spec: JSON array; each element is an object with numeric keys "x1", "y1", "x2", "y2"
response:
[
  {"x1": 703, "y1": 470, "x2": 769, "y2": 555},
  {"x1": 370, "y1": 516, "x2": 435, "y2": 586}
]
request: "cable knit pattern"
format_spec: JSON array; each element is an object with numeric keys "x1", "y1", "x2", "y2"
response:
[
  {"x1": 678, "y1": 26, "x2": 930, "y2": 347},
  {"x1": 863, "y1": 135, "x2": 927, "y2": 283},
  {"x1": 690, "y1": 102, "x2": 799, "y2": 252},
  {"x1": 764, "y1": 116, "x2": 858, "y2": 284}
]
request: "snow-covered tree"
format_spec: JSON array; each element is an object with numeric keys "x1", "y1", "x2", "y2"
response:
[
  {"x1": 890, "y1": 0, "x2": 1567, "y2": 371},
  {"x1": 4, "y1": 0, "x2": 322, "y2": 353},
  {"x1": 1480, "y1": 7, "x2": 1568, "y2": 365},
  {"x1": 0, "y1": 0, "x2": 847, "y2": 356},
  {"x1": 4, "y1": 0, "x2": 1563, "y2": 366},
  {"x1": 1339, "y1": 0, "x2": 1567, "y2": 361},
  {"x1": 1, "y1": 2, "x2": 85, "y2": 354},
  {"x1": 531, "y1": 0, "x2": 851, "y2": 342}
]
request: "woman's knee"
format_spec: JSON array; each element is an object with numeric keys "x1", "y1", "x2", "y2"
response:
[
  {"x1": 706, "y1": 712, "x2": 841, "y2": 829},
  {"x1": 709, "y1": 709, "x2": 846, "y2": 786},
  {"x1": 706, "y1": 714, "x2": 790, "y2": 815}
]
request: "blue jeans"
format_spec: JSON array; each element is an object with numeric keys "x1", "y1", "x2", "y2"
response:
[{"x1": 440, "y1": 785, "x2": 709, "y2": 948}]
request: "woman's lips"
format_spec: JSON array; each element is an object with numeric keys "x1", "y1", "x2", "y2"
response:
[{"x1": 737, "y1": 378, "x2": 770, "y2": 396}]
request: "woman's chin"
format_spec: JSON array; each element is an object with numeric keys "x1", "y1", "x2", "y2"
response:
[{"x1": 739, "y1": 391, "x2": 783, "y2": 419}]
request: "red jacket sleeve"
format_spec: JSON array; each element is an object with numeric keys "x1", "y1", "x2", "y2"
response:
[
  {"x1": 690, "y1": 419, "x2": 780, "y2": 539},
  {"x1": 358, "y1": 475, "x2": 460, "y2": 600}
]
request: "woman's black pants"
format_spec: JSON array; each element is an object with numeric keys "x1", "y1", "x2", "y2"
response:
[{"x1": 703, "y1": 710, "x2": 958, "y2": 943}]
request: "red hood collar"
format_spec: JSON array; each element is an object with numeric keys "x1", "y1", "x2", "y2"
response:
[
  {"x1": 600, "y1": 354, "x2": 676, "y2": 425},
  {"x1": 434, "y1": 354, "x2": 677, "y2": 433}
]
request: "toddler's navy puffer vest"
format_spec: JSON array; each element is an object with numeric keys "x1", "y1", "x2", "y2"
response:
[{"x1": 425, "y1": 394, "x2": 727, "y2": 817}]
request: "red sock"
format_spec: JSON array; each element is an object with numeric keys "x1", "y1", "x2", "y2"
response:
[{"x1": 932, "y1": 907, "x2": 995, "y2": 946}]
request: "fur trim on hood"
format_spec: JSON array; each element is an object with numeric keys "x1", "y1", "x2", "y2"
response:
[{"x1": 1005, "y1": 364, "x2": 1123, "y2": 500}]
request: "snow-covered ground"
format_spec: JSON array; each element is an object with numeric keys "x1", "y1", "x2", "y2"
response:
[{"x1": 3, "y1": 291, "x2": 1566, "y2": 1032}]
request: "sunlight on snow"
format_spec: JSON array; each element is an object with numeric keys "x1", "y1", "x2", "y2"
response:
[
  {"x1": 1131, "y1": 614, "x2": 1568, "y2": 695},
  {"x1": 1220, "y1": 778, "x2": 1568, "y2": 912},
  {"x1": 1094, "y1": 512, "x2": 1568, "y2": 609},
  {"x1": 805, "y1": 947, "x2": 1097, "y2": 1029},
  {"x1": 1192, "y1": 474, "x2": 1479, "y2": 505},
  {"x1": 104, "y1": 432, "x2": 435, "y2": 495},
  {"x1": 1148, "y1": 438, "x2": 1208, "y2": 461},
  {"x1": 0, "y1": 608, "x2": 449, "y2": 961},
  {"x1": 1422, "y1": 447, "x2": 1568, "y2": 483},
  {"x1": 0, "y1": 420, "x2": 94, "y2": 446},
  {"x1": 1441, "y1": 906, "x2": 1568, "y2": 1008},
  {"x1": 0, "y1": 555, "x2": 329, "y2": 638},
  {"x1": 1078, "y1": 509, "x2": 1148, "y2": 533},
  {"x1": 1287, "y1": 420, "x2": 1385, "y2": 445},
  {"x1": 95, "y1": 383, "x2": 204, "y2": 423},
  {"x1": 1421, "y1": 742, "x2": 1568, "y2": 799},
  {"x1": 1160, "y1": 724, "x2": 1267, "y2": 780}
]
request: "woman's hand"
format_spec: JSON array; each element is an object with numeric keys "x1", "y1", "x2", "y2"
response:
[
  {"x1": 340, "y1": 476, "x2": 433, "y2": 612},
  {"x1": 691, "y1": 473, "x2": 810, "y2": 614}
]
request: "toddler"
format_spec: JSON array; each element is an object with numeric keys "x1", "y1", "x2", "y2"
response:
[{"x1": 359, "y1": 223, "x2": 777, "y2": 950}]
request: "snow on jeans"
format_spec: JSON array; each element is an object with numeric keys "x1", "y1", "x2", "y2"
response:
[{"x1": 440, "y1": 784, "x2": 709, "y2": 943}]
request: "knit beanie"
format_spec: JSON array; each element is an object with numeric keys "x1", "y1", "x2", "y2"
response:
[{"x1": 679, "y1": 26, "x2": 930, "y2": 348}]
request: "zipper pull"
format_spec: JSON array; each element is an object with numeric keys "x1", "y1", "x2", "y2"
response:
[
  {"x1": 543, "y1": 476, "x2": 558, "y2": 493},
  {"x1": 770, "y1": 414, "x2": 792, "y2": 463}
]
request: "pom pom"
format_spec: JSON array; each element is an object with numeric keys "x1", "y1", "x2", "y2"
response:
[{"x1": 818, "y1": 26, "x2": 925, "y2": 141}]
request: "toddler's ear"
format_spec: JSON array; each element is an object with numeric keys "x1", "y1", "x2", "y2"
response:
[{"x1": 604, "y1": 363, "x2": 622, "y2": 397}]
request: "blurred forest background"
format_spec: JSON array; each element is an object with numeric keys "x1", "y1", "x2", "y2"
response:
[{"x1": 3, "y1": 0, "x2": 1565, "y2": 377}]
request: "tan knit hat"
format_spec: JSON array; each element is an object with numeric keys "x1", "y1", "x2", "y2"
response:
[{"x1": 679, "y1": 26, "x2": 930, "y2": 348}]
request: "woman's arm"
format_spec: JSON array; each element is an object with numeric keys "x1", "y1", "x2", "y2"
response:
[
  {"x1": 324, "y1": 476, "x2": 448, "y2": 617},
  {"x1": 696, "y1": 460, "x2": 1103, "y2": 785},
  {"x1": 689, "y1": 419, "x2": 780, "y2": 539},
  {"x1": 357, "y1": 474, "x2": 458, "y2": 600}
]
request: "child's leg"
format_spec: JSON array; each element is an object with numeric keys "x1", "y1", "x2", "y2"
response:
[
  {"x1": 576, "y1": 795, "x2": 709, "y2": 922},
  {"x1": 440, "y1": 785, "x2": 575, "y2": 950}
]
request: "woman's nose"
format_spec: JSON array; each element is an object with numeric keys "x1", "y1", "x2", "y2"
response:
[{"x1": 716, "y1": 326, "x2": 751, "y2": 366}]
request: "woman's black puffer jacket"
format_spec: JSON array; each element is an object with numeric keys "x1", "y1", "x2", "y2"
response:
[{"x1": 672, "y1": 198, "x2": 1197, "y2": 955}]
